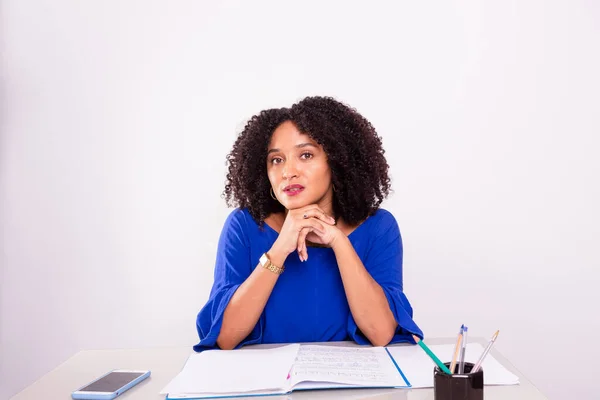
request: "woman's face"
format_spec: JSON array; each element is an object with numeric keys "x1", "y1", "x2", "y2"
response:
[{"x1": 266, "y1": 121, "x2": 333, "y2": 211}]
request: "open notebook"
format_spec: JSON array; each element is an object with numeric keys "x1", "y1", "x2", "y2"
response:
[{"x1": 160, "y1": 342, "x2": 519, "y2": 399}]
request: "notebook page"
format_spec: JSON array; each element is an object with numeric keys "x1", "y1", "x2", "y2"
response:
[
  {"x1": 160, "y1": 344, "x2": 300, "y2": 395},
  {"x1": 289, "y1": 345, "x2": 407, "y2": 388},
  {"x1": 386, "y1": 343, "x2": 519, "y2": 388}
]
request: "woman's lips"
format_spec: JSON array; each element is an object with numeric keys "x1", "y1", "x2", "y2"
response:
[{"x1": 283, "y1": 185, "x2": 305, "y2": 196}]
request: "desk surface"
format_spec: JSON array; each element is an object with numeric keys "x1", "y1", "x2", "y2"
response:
[{"x1": 11, "y1": 337, "x2": 547, "y2": 400}]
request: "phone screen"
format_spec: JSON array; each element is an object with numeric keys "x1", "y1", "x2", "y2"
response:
[{"x1": 79, "y1": 372, "x2": 146, "y2": 392}]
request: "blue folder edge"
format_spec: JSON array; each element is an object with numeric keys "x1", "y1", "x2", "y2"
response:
[
  {"x1": 165, "y1": 347, "x2": 413, "y2": 400},
  {"x1": 385, "y1": 347, "x2": 412, "y2": 387},
  {"x1": 167, "y1": 393, "x2": 287, "y2": 400}
]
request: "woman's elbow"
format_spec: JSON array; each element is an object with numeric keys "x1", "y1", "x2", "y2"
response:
[
  {"x1": 370, "y1": 331, "x2": 394, "y2": 347},
  {"x1": 216, "y1": 333, "x2": 238, "y2": 350},
  {"x1": 367, "y1": 322, "x2": 397, "y2": 347}
]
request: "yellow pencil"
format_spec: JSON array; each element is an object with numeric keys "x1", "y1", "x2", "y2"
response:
[
  {"x1": 471, "y1": 330, "x2": 500, "y2": 373},
  {"x1": 449, "y1": 325, "x2": 464, "y2": 373}
]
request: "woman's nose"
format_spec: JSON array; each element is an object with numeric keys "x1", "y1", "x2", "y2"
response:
[{"x1": 282, "y1": 159, "x2": 299, "y2": 179}]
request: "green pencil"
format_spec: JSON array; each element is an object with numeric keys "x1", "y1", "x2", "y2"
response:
[{"x1": 412, "y1": 335, "x2": 452, "y2": 374}]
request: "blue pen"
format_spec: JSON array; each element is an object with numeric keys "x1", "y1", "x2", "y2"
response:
[{"x1": 458, "y1": 326, "x2": 468, "y2": 374}]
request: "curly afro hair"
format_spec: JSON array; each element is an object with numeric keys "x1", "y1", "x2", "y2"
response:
[{"x1": 223, "y1": 96, "x2": 391, "y2": 226}]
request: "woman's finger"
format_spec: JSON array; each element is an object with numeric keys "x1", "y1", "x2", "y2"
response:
[
  {"x1": 305, "y1": 218, "x2": 326, "y2": 234},
  {"x1": 297, "y1": 227, "x2": 311, "y2": 261},
  {"x1": 301, "y1": 208, "x2": 335, "y2": 225},
  {"x1": 305, "y1": 207, "x2": 333, "y2": 223},
  {"x1": 295, "y1": 217, "x2": 326, "y2": 234}
]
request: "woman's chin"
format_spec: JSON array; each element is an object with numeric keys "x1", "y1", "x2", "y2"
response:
[{"x1": 282, "y1": 198, "x2": 310, "y2": 210}]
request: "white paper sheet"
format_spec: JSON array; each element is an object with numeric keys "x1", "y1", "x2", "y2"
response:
[
  {"x1": 160, "y1": 344, "x2": 300, "y2": 395},
  {"x1": 290, "y1": 345, "x2": 407, "y2": 388},
  {"x1": 386, "y1": 343, "x2": 519, "y2": 388}
]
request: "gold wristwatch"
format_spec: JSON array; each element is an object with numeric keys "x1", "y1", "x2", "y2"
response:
[{"x1": 259, "y1": 253, "x2": 284, "y2": 275}]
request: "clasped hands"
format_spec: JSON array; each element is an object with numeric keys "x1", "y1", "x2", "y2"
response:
[{"x1": 272, "y1": 205, "x2": 341, "y2": 262}]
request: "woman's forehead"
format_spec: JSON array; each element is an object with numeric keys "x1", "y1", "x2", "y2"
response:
[{"x1": 268, "y1": 121, "x2": 318, "y2": 149}]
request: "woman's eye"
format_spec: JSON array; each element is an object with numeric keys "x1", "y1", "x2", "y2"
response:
[
  {"x1": 300, "y1": 152, "x2": 313, "y2": 160},
  {"x1": 271, "y1": 157, "x2": 283, "y2": 165}
]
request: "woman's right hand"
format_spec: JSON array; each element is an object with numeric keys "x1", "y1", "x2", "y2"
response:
[{"x1": 269, "y1": 205, "x2": 336, "y2": 261}]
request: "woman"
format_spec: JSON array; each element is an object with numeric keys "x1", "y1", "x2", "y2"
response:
[{"x1": 194, "y1": 96, "x2": 423, "y2": 351}]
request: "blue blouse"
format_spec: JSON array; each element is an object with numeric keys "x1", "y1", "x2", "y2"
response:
[{"x1": 193, "y1": 207, "x2": 423, "y2": 352}]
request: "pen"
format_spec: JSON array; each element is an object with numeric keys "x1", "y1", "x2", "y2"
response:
[
  {"x1": 412, "y1": 335, "x2": 452, "y2": 375},
  {"x1": 471, "y1": 330, "x2": 499, "y2": 373},
  {"x1": 458, "y1": 326, "x2": 468, "y2": 374},
  {"x1": 449, "y1": 325, "x2": 464, "y2": 373}
]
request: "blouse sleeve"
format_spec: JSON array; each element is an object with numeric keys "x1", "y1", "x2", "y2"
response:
[
  {"x1": 347, "y1": 210, "x2": 424, "y2": 345},
  {"x1": 193, "y1": 209, "x2": 263, "y2": 352}
]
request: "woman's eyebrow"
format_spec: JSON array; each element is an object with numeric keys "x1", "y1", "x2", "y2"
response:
[
  {"x1": 296, "y1": 143, "x2": 318, "y2": 149},
  {"x1": 267, "y1": 143, "x2": 317, "y2": 155}
]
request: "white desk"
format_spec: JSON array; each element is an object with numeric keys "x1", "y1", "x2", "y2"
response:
[{"x1": 10, "y1": 338, "x2": 548, "y2": 400}]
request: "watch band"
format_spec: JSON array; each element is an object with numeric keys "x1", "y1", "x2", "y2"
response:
[{"x1": 260, "y1": 253, "x2": 284, "y2": 275}]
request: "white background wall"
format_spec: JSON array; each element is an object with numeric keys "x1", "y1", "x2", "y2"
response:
[{"x1": 1, "y1": 1, "x2": 598, "y2": 399}]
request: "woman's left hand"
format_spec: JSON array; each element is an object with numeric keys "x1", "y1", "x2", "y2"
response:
[{"x1": 297, "y1": 213, "x2": 342, "y2": 261}]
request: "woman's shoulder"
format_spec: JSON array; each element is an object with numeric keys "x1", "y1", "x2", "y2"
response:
[
  {"x1": 216, "y1": 208, "x2": 263, "y2": 249},
  {"x1": 222, "y1": 207, "x2": 256, "y2": 230},
  {"x1": 355, "y1": 207, "x2": 400, "y2": 237},
  {"x1": 221, "y1": 207, "x2": 272, "y2": 237},
  {"x1": 370, "y1": 207, "x2": 395, "y2": 220},
  {"x1": 366, "y1": 207, "x2": 398, "y2": 227}
]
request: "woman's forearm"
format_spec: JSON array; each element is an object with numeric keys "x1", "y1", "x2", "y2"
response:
[
  {"x1": 331, "y1": 235, "x2": 397, "y2": 346},
  {"x1": 216, "y1": 248, "x2": 287, "y2": 350}
]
